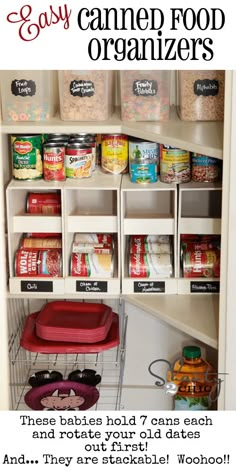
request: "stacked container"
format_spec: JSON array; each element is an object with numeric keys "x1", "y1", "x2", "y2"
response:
[
  {"x1": 58, "y1": 70, "x2": 114, "y2": 121},
  {"x1": 0, "y1": 71, "x2": 57, "y2": 122},
  {"x1": 120, "y1": 70, "x2": 170, "y2": 121},
  {"x1": 177, "y1": 70, "x2": 225, "y2": 121}
]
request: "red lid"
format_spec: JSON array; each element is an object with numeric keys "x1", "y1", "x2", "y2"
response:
[
  {"x1": 20, "y1": 311, "x2": 119, "y2": 354},
  {"x1": 35, "y1": 301, "x2": 113, "y2": 343}
]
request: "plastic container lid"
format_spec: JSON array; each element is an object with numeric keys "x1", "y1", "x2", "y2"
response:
[
  {"x1": 183, "y1": 346, "x2": 201, "y2": 359},
  {"x1": 35, "y1": 301, "x2": 113, "y2": 343}
]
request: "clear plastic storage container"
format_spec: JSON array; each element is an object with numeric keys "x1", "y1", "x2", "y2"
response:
[
  {"x1": 120, "y1": 70, "x2": 170, "y2": 121},
  {"x1": 0, "y1": 71, "x2": 57, "y2": 122},
  {"x1": 58, "y1": 70, "x2": 114, "y2": 121},
  {"x1": 178, "y1": 70, "x2": 225, "y2": 121}
]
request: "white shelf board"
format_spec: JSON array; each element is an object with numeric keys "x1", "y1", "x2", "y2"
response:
[
  {"x1": 179, "y1": 217, "x2": 221, "y2": 234},
  {"x1": 2, "y1": 107, "x2": 223, "y2": 160},
  {"x1": 122, "y1": 278, "x2": 177, "y2": 295},
  {"x1": 7, "y1": 179, "x2": 64, "y2": 191},
  {"x1": 123, "y1": 218, "x2": 175, "y2": 235},
  {"x1": 177, "y1": 278, "x2": 220, "y2": 295},
  {"x1": 65, "y1": 168, "x2": 122, "y2": 190},
  {"x1": 12, "y1": 215, "x2": 62, "y2": 233},
  {"x1": 179, "y1": 181, "x2": 223, "y2": 191},
  {"x1": 65, "y1": 277, "x2": 120, "y2": 296},
  {"x1": 125, "y1": 294, "x2": 219, "y2": 349},
  {"x1": 9, "y1": 277, "x2": 65, "y2": 295}
]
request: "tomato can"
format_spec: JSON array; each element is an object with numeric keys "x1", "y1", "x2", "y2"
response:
[
  {"x1": 130, "y1": 235, "x2": 170, "y2": 245},
  {"x1": 43, "y1": 142, "x2": 66, "y2": 181},
  {"x1": 191, "y1": 153, "x2": 222, "y2": 183},
  {"x1": 70, "y1": 253, "x2": 114, "y2": 278},
  {"x1": 101, "y1": 134, "x2": 128, "y2": 174},
  {"x1": 26, "y1": 192, "x2": 61, "y2": 215},
  {"x1": 65, "y1": 143, "x2": 93, "y2": 178},
  {"x1": 73, "y1": 233, "x2": 113, "y2": 245},
  {"x1": 130, "y1": 241, "x2": 171, "y2": 254},
  {"x1": 182, "y1": 249, "x2": 220, "y2": 278},
  {"x1": 160, "y1": 145, "x2": 190, "y2": 183},
  {"x1": 11, "y1": 134, "x2": 43, "y2": 181},
  {"x1": 15, "y1": 249, "x2": 62, "y2": 277},
  {"x1": 129, "y1": 253, "x2": 173, "y2": 278},
  {"x1": 21, "y1": 237, "x2": 62, "y2": 250},
  {"x1": 72, "y1": 242, "x2": 113, "y2": 254}
]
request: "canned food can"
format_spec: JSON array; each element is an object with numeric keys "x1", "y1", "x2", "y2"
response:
[
  {"x1": 101, "y1": 134, "x2": 128, "y2": 174},
  {"x1": 46, "y1": 133, "x2": 69, "y2": 142},
  {"x1": 21, "y1": 237, "x2": 62, "y2": 249},
  {"x1": 130, "y1": 241, "x2": 171, "y2": 254},
  {"x1": 25, "y1": 232, "x2": 62, "y2": 238},
  {"x1": 43, "y1": 142, "x2": 66, "y2": 181},
  {"x1": 129, "y1": 138, "x2": 159, "y2": 163},
  {"x1": 182, "y1": 249, "x2": 220, "y2": 278},
  {"x1": 11, "y1": 135, "x2": 43, "y2": 180},
  {"x1": 73, "y1": 233, "x2": 113, "y2": 245},
  {"x1": 129, "y1": 159, "x2": 158, "y2": 184},
  {"x1": 15, "y1": 249, "x2": 62, "y2": 277},
  {"x1": 65, "y1": 143, "x2": 93, "y2": 178},
  {"x1": 72, "y1": 242, "x2": 113, "y2": 254},
  {"x1": 70, "y1": 253, "x2": 114, "y2": 278},
  {"x1": 191, "y1": 153, "x2": 221, "y2": 183},
  {"x1": 160, "y1": 145, "x2": 190, "y2": 183},
  {"x1": 129, "y1": 253, "x2": 173, "y2": 278},
  {"x1": 26, "y1": 192, "x2": 61, "y2": 215},
  {"x1": 130, "y1": 235, "x2": 170, "y2": 245}
]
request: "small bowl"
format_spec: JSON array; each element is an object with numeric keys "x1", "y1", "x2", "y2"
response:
[{"x1": 29, "y1": 370, "x2": 63, "y2": 387}]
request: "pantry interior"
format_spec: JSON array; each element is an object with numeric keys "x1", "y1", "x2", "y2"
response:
[{"x1": 0, "y1": 69, "x2": 235, "y2": 411}]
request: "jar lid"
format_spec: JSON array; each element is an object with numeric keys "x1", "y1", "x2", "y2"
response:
[{"x1": 183, "y1": 346, "x2": 201, "y2": 359}]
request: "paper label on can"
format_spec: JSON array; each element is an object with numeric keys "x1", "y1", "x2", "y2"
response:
[
  {"x1": 129, "y1": 141, "x2": 159, "y2": 160},
  {"x1": 129, "y1": 253, "x2": 172, "y2": 278},
  {"x1": 65, "y1": 148, "x2": 92, "y2": 178},
  {"x1": 130, "y1": 162, "x2": 157, "y2": 183}
]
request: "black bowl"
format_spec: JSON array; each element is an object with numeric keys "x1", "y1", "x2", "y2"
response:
[{"x1": 29, "y1": 370, "x2": 63, "y2": 387}]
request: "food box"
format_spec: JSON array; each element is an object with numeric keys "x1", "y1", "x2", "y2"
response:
[
  {"x1": 0, "y1": 70, "x2": 57, "y2": 122},
  {"x1": 177, "y1": 70, "x2": 225, "y2": 121},
  {"x1": 120, "y1": 70, "x2": 170, "y2": 121},
  {"x1": 58, "y1": 70, "x2": 114, "y2": 121}
]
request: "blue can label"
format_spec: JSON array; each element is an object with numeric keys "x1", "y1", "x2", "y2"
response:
[{"x1": 130, "y1": 161, "x2": 158, "y2": 183}]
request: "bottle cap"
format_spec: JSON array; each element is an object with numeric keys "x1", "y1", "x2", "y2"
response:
[{"x1": 183, "y1": 346, "x2": 201, "y2": 359}]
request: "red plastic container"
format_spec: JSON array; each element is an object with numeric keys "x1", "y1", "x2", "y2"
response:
[
  {"x1": 35, "y1": 301, "x2": 113, "y2": 343},
  {"x1": 20, "y1": 311, "x2": 119, "y2": 354}
]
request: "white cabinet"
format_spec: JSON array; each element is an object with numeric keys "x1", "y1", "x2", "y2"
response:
[{"x1": 0, "y1": 70, "x2": 235, "y2": 411}]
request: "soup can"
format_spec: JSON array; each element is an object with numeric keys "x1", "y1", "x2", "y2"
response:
[
  {"x1": 191, "y1": 153, "x2": 221, "y2": 183},
  {"x1": 130, "y1": 235, "x2": 170, "y2": 245},
  {"x1": 129, "y1": 253, "x2": 173, "y2": 278},
  {"x1": 26, "y1": 192, "x2": 61, "y2": 214},
  {"x1": 15, "y1": 249, "x2": 62, "y2": 277},
  {"x1": 43, "y1": 142, "x2": 66, "y2": 181},
  {"x1": 160, "y1": 145, "x2": 190, "y2": 183},
  {"x1": 72, "y1": 242, "x2": 113, "y2": 254},
  {"x1": 20, "y1": 237, "x2": 62, "y2": 250},
  {"x1": 11, "y1": 134, "x2": 43, "y2": 180},
  {"x1": 70, "y1": 253, "x2": 114, "y2": 278},
  {"x1": 182, "y1": 249, "x2": 220, "y2": 278},
  {"x1": 129, "y1": 159, "x2": 158, "y2": 183},
  {"x1": 101, "y1": 134, "x2": 128, "y2": 174},
  {"x1": 73, "y1": 233, "x2": 113, "y2": 245},
  {"x1": 65, "y1": 143, "x2": 93, "y2": 178},
  {"x1": 130, "y1": 240, "x2": 171, "y2": 254}
]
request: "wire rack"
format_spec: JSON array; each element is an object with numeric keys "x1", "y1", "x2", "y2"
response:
[{"x1": 8, "y1": 298, "x2": 127, "y2": 411}]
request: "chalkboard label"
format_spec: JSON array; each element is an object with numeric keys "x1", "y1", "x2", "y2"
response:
[
  {"x1": 70, "y1": 80, "x2": 95, "y2": 97},
  {"x1": 133, "y1": 80, "x2": 158, "y2": 97},
  {"x1": 134, "y1": 281, "x2": 165, "y2": 293},
  {"x1": 76, "y1": 280, "x2": 108, "y2": 293},
  {"x1": 21, "y1": 280, "x2": 53, "y2": 292},
  {"x1": 194, "y1": 79, "x2": 219, "y2": 96},
  {"x1": 190, "y1": 281, "x2": 220, "y2": 293},
  {"x1": 11, "y1": 80, "x2": 36, "y2": 97}
]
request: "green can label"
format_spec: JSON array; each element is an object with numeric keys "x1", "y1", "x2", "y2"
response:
[{"x1": 12, "y1": 135, "x2": 43, "y2": 180}]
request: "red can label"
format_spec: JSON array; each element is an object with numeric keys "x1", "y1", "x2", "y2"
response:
[
  {"x1": 27, "y1": 192, "x2": 61, "y2": 215},
  {"x1": 15, "y1": 249, "x2": 62, "y2": 277},
  {"x1": 73, "y1": 233, "x2": 113, "y2": 245},
  {"x1": 129, "y1": 253, "x2": 172, "y2": 278},
  {"x1": 183, "y1": 249, "x2": 220, "y2": 278},
  {"x1": 71, "y1": 253, "x2": 113, "y2": 277},
  {"x1": 72, "y1": 242, "x2": 112, "y2": 254},
  {"x1": 43, "y1": 146, "x2": 65, "y2": 181},
  {"x1": 130, "y1": 241, "x2": 171, "y2": 254}
]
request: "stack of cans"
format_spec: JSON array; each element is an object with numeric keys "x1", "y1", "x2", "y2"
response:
[
  {"x1": 70, "y1": 233, "x2": 114, "y2": 278},
  {"x1": 128, "y1": 235, "x2": 173, "y2": 278}
]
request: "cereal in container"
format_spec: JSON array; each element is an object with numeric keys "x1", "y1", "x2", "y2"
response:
[
  {"x1": 177, "y1": 70, "x2": 225, "y2": 121},
  {"x1": 0, "y1": 71, "x2": 57, "y2": 122},
  {"x1": 58, "y1": 70, "x2": 114, "y2": 121},
  {"x1": 120, "y1": 70, "x2": 170, "y2": 121}
]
